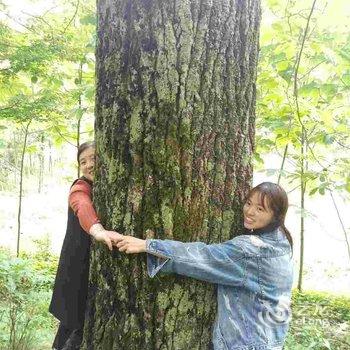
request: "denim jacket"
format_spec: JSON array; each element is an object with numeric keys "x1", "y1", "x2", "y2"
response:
[{"x1": 146, "y1": 228, "x2": 293, "y2": 350}]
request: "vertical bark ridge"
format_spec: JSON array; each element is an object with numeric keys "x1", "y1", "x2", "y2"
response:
[{"x1": 85, "y1": 0, "x2": 261, "y2": 348}]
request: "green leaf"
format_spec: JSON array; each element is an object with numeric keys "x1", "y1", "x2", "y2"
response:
[
  {"x1": 26, "y1": 144, "x2": 38, "y2": 154},
  {"x1": 276, "y1": 61, "x2": 290, "y2": 72},
  {"x1": 84, "y1": 86, "x2": 95, "y2": 100},
  {"x1": 299, "y1": 82, "x2": 319, "y2": 97},
  {"x1": 266, "y1": 169, "x2": 278, "y2": 176},
  {"x1": 309, "y1": 187, "x2": 318, "y2": 196},
  {"x1": 346, "y1": 177, "x2": 350, "y2": 193},
  {"x1": 278, "y1": 68, "x2": 293, "y2": 83},
  {"x1": 271, "y1": 22, "x2": 284, "y2": 32},
  {"x1": 320, "y1": 83, "x2": 338, "y2": 96},
  {"x1": 263, "y1": 77, "x2": 279, "y2": 89},
  {"x1": 319, "y1": 187, "x2": 325, "y2": 195},
  {"x1": 253, "y1": 152, "x2": 264, "y2": 165},
  {"x1": 79, "y1": 14, "x2": 96, "y2": 26},
  {"x1": 341, "y1": 73, "x2": 350, "y2": 86},
  {"x1": 337, "y1": 48, "x2": 350, "y2": 62},
  {"x1": 322, "y1": 134, "x2": 335, "y2": 145},
  {"x1": 31, "y1": 76, "x2": 38, "y2": 84}
]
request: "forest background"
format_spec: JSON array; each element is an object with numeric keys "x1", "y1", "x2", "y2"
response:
[{"x1": 0, "y1": 0, "x2": 349, "y2": 349}]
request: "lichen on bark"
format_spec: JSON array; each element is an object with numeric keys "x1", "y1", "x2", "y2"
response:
[{"x1": 82, "y1": 0, "x2": 261, "y2": 349}]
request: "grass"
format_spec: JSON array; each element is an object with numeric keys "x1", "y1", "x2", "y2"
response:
[
  {"x1": 285, "y1": 290, "x2": 350, "y2": 349},
  {"x1": 0, "y1": 248, "x2": 57, "y2": 350}
]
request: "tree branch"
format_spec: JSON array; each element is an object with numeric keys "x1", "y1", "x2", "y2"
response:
[
  {"x1": 62, "y1": 0, "x2": 80, "y2": 34},
  {"x1": 329, "y1": 191, "x2": 350, "y2": 265}
]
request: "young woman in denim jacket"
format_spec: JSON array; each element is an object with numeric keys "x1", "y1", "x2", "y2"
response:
[{"x1": 116, "y1": 182, "x2": 293, "y2": 350}]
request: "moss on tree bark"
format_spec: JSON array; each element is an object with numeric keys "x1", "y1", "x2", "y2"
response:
[{"x1": 82, "y1": 0, "x2": 261, "y2": 348}]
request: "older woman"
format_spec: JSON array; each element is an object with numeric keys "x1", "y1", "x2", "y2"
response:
[{"x1": 49, "y1": 141, "x2": 119, "y2": 350}]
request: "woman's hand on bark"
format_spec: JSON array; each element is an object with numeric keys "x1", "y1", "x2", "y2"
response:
[{"x1": 89, "y1": 223, "x2": 123, "y2": 251}]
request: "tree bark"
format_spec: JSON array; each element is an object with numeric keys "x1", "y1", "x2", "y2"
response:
[{"x1": 83, "y1": 0, "x2": 261, "y2": 348}]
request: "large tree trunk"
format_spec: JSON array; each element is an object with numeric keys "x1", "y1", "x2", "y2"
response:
[{"x1": 83, "y1": 0, "x2": 261, "y2": 349}]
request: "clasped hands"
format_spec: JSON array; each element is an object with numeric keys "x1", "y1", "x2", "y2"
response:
[
  {"x1": 113, "y1": 233, "x2": 146, "y2": 254},
  {"x1": 89, "y1": 223, "x2": 146, "y2": 253}
]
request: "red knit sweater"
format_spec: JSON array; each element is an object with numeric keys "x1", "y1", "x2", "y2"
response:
[{"x1": 68, "y1": 179, "x2": 100, "y2": 233}]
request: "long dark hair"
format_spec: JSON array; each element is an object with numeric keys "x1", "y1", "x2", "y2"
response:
[
  {"x1": 247, "y1": 182, "x2": 293, "y2": 251},
  {"x1": 77, "y1": 141, "x2": 95, "y2": 163}
]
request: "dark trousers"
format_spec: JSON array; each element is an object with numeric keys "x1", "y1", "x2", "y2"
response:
[{"x1": 53, "y1": 323, "x2": 83, "y2": 350}]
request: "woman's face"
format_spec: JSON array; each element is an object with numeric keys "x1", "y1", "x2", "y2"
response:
[
  {"x1": 243, "y1": 192, "x2": 274, "y2": 230},
  {"x1": 79, "y1": 147, "x2": 95, "y2": 182}
]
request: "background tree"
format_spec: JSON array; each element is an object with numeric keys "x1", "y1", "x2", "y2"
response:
[
  {"x1": 255, "y1": 0, "x2": 350, "y2": 290},
  {"x1": 83, "y1": 0, "x2": 261, "y2": 348},
  {"x1": 0, "y1": 0, "x2": 96, "y2": 192},
  {"x1": 0, "y1": 0, "x2": 96, "y2": 255}
]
